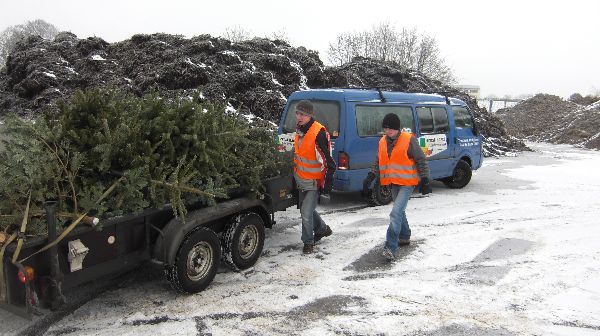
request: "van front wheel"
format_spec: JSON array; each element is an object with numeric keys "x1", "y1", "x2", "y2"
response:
[
  {"x1": 367, "y1": 180, "x2": 392, "y2": 206},
  {"x1": 442, "y1": 159, "x2": 472, "y2": 189}
]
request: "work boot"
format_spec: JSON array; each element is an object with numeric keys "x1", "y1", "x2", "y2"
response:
[
  {"x1": 382, "y1": 246, "x2": 395, "y2": 261},
  {"x1": 398, "y1": 238, "x2": 411, "y2": 246},
  {"x1": 302, "y1": 243, "x2": 315, "y2": 254},
  {"x1": 314, "y1": 225, "x2": 333, "y2": 242}
]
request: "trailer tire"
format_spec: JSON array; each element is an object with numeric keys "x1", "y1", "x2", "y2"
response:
[
  {"x1": 221, "y1": 212, "x2": 265, "y2": 270},
  {"x1": 367, "y1": 180, "x2": 392, "y2": 206},
  {"x1": 442, "y1": 159, "x2": 472, "y2": 189},
  {"x1": 165, "y1": 227, "x2": 221, "y2": 294}
]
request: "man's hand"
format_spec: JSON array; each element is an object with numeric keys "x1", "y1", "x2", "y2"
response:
[
  {"x1": 319, "y1": 182, "x2": 332, "y2": 205},
  {"x1": 361, "y1": 172, "x2": 376, "y2": 198},
  {"x1": 318, "y1": 192, "x2": 331, "y2": 205},
  {"x1": 419, "y1": 177, "x2": 432, "y2": 195}
]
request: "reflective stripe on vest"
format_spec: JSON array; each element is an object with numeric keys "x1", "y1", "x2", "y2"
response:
[
  {"x1": 294, "y1": 121, "x2": 326, "y2": 180},
  {"x1": 378, "y1": 132, "x2": 419, "y2": 186}
]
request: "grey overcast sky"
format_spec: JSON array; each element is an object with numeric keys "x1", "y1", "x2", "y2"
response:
[{"x1": 1, "y1": 0, "x2": 599, "y2": 98}]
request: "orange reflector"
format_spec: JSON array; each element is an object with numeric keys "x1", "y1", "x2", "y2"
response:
[{"x1": 18, "y1": 266, "x2": 34, "y2": 283}]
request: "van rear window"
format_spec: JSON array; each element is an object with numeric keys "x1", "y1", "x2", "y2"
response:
[
  {"x1": 356, "y1": 105, "x2": 414, "y2": 137},
  {"x1": 282, "y1": 100, "x2": 340, "y2": 137}
]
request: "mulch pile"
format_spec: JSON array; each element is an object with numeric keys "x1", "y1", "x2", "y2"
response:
[
  {"x1": 0, "y1": 32, "x2": 528, "y2": 156},
  {"x1": 496, "y1": 94, "x2": 600, "y2": 150}
]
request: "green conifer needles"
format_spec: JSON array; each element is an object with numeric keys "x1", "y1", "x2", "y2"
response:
[{"x1": 0, "y1": 89, "x2": 290, "y2": 235}]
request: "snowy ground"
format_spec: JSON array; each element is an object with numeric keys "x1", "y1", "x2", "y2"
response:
[{"x1": 2, "y1": 142, "x2": 600, "y2": 336}]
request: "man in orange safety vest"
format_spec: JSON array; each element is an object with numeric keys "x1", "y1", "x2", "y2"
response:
[
  {"x1": 362, "y1": 113, "x2": 431, "y2": 261},
  {"x1": 293, "y1": 100, "x2": 336, "y2": 254}
]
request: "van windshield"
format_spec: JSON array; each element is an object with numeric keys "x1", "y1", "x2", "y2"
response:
[
  {"x1": 282, "y1": 100, "x2": 340, "y2": 138},
  {"x1": 356, "y1": 105, "x2": 414, "y2": 136}
]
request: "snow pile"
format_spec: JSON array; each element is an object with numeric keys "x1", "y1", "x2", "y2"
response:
[
  {"x1": 0, "y1": 32, "x2": 526, "y2": 156},
  {"x1": 496, "y1": 94, "x2": 600, "y2": 150}
]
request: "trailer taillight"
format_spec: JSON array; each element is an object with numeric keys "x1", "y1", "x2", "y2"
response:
[
  {"x1": 18, "y1": 266, "x2": 34, "y2": 283},
  {"x1": 338, "y1": 152, "x2": 349, "y2": 170}
]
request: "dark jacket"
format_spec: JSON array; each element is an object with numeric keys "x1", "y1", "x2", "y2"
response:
[{"x1": 296, "y1": 118, "x2": 336, "y2": 193}]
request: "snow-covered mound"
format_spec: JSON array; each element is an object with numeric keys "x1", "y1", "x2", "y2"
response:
[
  {"x1": 497, "y1": 94, "x2": 600, "y2": 150},
  {"x1": 0, "y1": 32, "x2": 526, "y2": 156}
]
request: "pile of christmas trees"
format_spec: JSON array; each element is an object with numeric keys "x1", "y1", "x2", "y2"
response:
[{"x1": 0, "y1": 89, "x2": 290, "y2": 235}]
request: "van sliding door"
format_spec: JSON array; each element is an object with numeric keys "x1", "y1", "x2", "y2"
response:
[{"x1": 416, "y1": 106, "x2": 453, "y2": 179}]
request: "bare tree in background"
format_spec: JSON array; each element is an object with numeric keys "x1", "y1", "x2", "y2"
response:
[
  {"x1": 222, "y1": 25, "x2": 252, "y2": 42},
  {"x1": 0, "y1": 19, "x2": 59, "y2": 68},
  {"x1": 328, "y1": 23, "x2": 455, "y2": 84},
  {"x1": 269, "y1": 28, "x2": 290, "y2": 43},
  {"x1": 223, "y1": 26, "x2": 290, "y2": 44}
]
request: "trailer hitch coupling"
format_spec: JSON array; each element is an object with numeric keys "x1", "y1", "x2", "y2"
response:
[{"x1": 67, "y1": 239, "x2": 89, "y2": 272}]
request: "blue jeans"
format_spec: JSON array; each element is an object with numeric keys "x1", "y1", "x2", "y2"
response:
[
  {"x1": 299, "y1": 189, "x2": 326, "y2": 244},
  {"x1": 385, "y1": 185, "x2": 414, "y2": 253}
]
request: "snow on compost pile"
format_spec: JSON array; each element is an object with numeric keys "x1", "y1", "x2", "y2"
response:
[
  {"x1": 0, "y1": 32, "x2": 524, "y2": 156},
  {"x1": 496, "y1": 94, "x2": 600, "y2": 150}
]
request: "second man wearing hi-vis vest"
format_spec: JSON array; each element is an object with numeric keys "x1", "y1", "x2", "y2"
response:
[
  {"x1": 362, "y1": 113, "x2": 432, "y2": 261},
  {"x1": 293, "y1": 100, "x2": 336, "y2": 254}
]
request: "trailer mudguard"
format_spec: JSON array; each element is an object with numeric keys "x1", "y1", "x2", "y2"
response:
[{"x1": 152, "y1": 196, "x2": 269, "y2": 266}]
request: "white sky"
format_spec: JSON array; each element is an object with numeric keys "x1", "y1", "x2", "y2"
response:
[{"x1": 1, "y1": 0, "x2": 599, "y2": 99}]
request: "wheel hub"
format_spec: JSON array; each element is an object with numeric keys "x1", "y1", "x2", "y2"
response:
[
  {"x1": 187, "y1": 242, "x2": 212, "y2": 281},
  {"x1": 238, "y1": 225, "x2": 259, "y2": 259},
  {"x1": 380, "y1": 185, "x2": 392, "y2": 199}
]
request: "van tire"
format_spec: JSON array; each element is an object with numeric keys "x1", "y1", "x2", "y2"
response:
[
  {"x1": 442, "y1": 159, "x2": 472, "y2": 189},
  {"x1": 165, "y1": 227, "x2": 221, "y2": 294},
  {"x1": 221, "y1": 212, "x2": 265, "y2": 270},
  {"x1": 367, "y1": 180, "x2": 393, "y2": 206}
]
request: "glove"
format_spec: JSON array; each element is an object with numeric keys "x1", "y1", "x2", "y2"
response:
[
  {"x1": 318, "y1": 182, "x2": 332, "y2": 205},
  {"x1": 419, "y1": 177, "x2": 432, "y2": 195},
  {"x1": 361, "y1": 172, "x2": 376, "y2": 198}
]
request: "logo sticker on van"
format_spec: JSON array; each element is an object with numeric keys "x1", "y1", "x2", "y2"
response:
[
  {"x1": 277, "y1": 132, "x2": 296, "y2": 152},
  {"x1": 419, "y1": 134, "x2": 448, "y2": 157},
  {"x1": 458, "y1": 137, "x2": 480, "y2": 147}
]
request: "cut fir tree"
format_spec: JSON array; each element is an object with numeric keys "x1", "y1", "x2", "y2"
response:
[{"x1": 0, "y1": 88, "x2": 291, "y2": 236}]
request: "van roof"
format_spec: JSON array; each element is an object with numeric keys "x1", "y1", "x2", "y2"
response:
[{"x1": 288, "y1": 88, "x2": 467, "y2": 106}]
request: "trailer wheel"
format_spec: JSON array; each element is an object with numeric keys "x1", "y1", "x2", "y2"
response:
[
  {"x1": 165, "y1": 227, "x2": 221, "y2": 294},
  {"x1": 221, "y1": 212, "x2": 265, "y2": 270},
  {"x1": 442, "y1": 159, "x2": 472, "y2": 189},
  {"x1": 367, "y1": 180, "x2": 392, "y2": 206}
]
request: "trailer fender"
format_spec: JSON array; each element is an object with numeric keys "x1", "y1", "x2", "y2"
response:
[{"x1": 152, "y1": 197, "x2": 269, "y2": 266}]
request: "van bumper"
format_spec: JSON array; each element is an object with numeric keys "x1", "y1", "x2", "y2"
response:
[{"x1": 333, "y1": 168, "x2": 370, "y2": 192}]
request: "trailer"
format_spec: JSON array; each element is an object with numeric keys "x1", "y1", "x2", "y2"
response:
[{"x1": 0, "y1": 174, "x2": 296, "y2": 319}]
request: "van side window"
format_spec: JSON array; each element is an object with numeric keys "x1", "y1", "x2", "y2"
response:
[
  {"x1": 417, "y1": 107, "x2": 448, "y2": 134},
  {"x1": 355, "y1": 105, "x2": 414, "y2": 137},
  {"x1": 283, "y1": 100, "x2": 341, "y2": 137},
  {"x1": 452, "y1": 106, "x2": 474, "y2": 129}
]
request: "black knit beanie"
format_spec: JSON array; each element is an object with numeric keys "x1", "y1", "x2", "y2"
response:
[{"x1": 382, "y1": 113, "x2": 400, "y2": 130}]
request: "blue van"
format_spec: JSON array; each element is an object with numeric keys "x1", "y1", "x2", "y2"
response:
[{"x1": 277, "y1": 89, "x2": 483, "y2": 205}]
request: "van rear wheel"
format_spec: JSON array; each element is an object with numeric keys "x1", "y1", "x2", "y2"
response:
[
  {"x1": 367, "y1": 180, "x2": 392, "y2": 206},
  {"x1": 442, "y1": 159, "x2": 472, "y2": 189}
]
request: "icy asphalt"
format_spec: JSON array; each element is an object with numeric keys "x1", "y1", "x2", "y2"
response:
[{"x1": 2, "y1": 142, "x2": 600, "y2": 336}]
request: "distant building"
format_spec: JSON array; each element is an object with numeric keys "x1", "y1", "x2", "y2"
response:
[{"x1": 455, "y1": 85, "x2": 480, "y2": 99}]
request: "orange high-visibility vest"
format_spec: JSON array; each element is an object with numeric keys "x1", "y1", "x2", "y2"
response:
[
  {"x1": 378, "y1": 132, "x2": 419, "y2": 186},
  {"x1": 294, "y1": 121, "x2": 326, "y2": 180}
]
